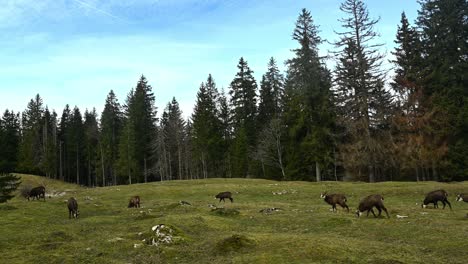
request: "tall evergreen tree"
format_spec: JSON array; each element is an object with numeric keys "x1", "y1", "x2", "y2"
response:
[
  {"x1": 191, "y1": 75, "x2": 223, "y2": 178},
  {"x1": 0, "y1": 110, "x2": 20, "y2": 172},
  {"x1": 257, "y1": 57, "x2": 284, "y2": 128},
  {"x1": 283, "y1": 8, "x2": 334, "y2": 181},
  {"x1": 69, "y1": 106, "x2": 84, "y2": 184},
  {"x1": 100, "y1": 90, "x2": 123, "y2": 185},
  {"x1": 333, "y1": 0, "x2": 393, "y2": 182},
  {"x1": 17, "y1": 94, "x2": 44, "y2": 174},
  {"x1": 416, "y1": 0, "x2": 468, "y2": 180},
  {"x1": 41, "y1": 107, "x2": 58, "y2": 178},
  {"x1": 164, "y1": 98, "x2": 186, "y2": 180},
  {"x1": 84, "y1": 109, "x2": 99, "y2": 186},
  {"x1": 125, "y1": 76, "x2": 158, "y2": 182},
  {"x1": 229, "y1": 57, "x2": 258, "y2": 177},
  {"x1": 59, "y1": 104, "x2": 72, "y2": 182}
]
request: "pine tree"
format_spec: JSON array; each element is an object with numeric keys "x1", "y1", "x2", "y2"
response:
[
  {"x1": 164, "y1": 98, "x2": 186, "y2": 180},
  {"x1": 84, "y1": 109, "x2": 99, "y2": 186},
  {"x1": 100, "y1": 90, "x2": 123, "y2": 185},
  {"x1": 125, "y1": 76, "x2": 158, "y2": 182},
  {"x1": 283, "y1": 8, "x2": 334, "y2": 181},
  {"x1": 416, "y1": 0, "x2": 468, "y2": 181},
  {"x1": 17, "y1": 94, "x2": 44, "y2": 174},
  {"x1": 69, "y1": 106, "x2": 84, "y2": 184},
  {"x1": 229, "y1": 57, "x2": 258, "y2": 177},
  {"x1": 58, "y1": 104, "x2": 73, "y2": 182},
  {"x1": 0, "y1": 110, "x2": 20, "y2": 172},
  {"x1": 333, "y1": 0, "x2": 393, "y2": 182},
  {"x1": 41, "y1": 107, "x2": 58, "y2": 178},
  {"x1": 0, "y1": 173, "x2": 21, "y2": 203},
  {"x1": 258, "y1": 57, "x2": 284, "y2": 129},
  {"x1": 191, "y1": 74, "x2": 223, "y2": 178}
]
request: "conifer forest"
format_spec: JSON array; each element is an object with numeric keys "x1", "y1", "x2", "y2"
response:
[{"x1": 0, "y1": 0, "x2": 466, "y2": 185}]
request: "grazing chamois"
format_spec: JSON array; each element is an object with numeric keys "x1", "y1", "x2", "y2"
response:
[
  {"x1": 456, "y1": 193, "x2": 468, "y2": 203},
  {"x1": 321, "y1": 192, "x2": 349, "y2": 212},
  {"x1": 356, "y1": 194, "x2": 390, "y2": 218},
  {"x1": 422, "y1": 189, "x2": 451, "y2": 210},
  {"x1": 128, "y1": 196, "x2": 141, "y2": 208},
  {"x1": 67, "y1": 197, "x2": 79, "y2": 219},
  {"x1": 215, "y1": 192, "x2": 233, "y2": 203},
  {"x1": 27, "y1": 186, "x2": 46, "y2": 201}
]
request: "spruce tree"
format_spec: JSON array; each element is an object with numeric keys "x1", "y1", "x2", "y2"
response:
[
  {"x1": 100, "y1": 90, "x2": 123, "y2": 185},
  {"x1": 17, "y1": 94, "x2": 44, "y2": 174},
  {"x1": 0, "y1": 173, "x2": 21, "y2": 203},
  {"x1": 69, "y1": 106, "x2": 84, "y2": 184},
  {"x1": 0, "y1": 110, "x2": 20, "y2": 173},
  {"x1": 192, "y1": 75, "x2": 223, "y2": 178},
  {"x1": 333, "y1": 0, "x2": 393, "y2": 182},
  {"x1": 84, "y1": 109, "x2": 99, "y2": 186},
  {"x1": 283, "y1": 8, "x2": 333, "y2": 181},
  {"x1": 416, "y1": 0, "x2": 468, "y2": 180},
  {"x1": 229, "y1": 57, "x2": 258, "y2": 178}
]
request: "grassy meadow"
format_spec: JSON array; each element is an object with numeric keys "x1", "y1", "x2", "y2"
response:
[{"x1": 0, "y1": 174, "x2": 467, "y2": 264}]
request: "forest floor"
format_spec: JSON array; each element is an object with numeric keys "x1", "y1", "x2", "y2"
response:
[{"x1": 1, "y1": 174, "x2": 467, "y2": 264}]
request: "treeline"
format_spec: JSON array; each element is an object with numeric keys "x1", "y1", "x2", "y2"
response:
[{"x1": 0, "y1": 0, "x2": 466, "y2": 184}]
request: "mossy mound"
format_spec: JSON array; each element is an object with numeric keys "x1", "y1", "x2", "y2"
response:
[
  {"x1": 210, "y1": 207, "x2": 240, "y2": 216},
  {"x1": 215, "y1": 234, "x2": 256, "y2": 253}
]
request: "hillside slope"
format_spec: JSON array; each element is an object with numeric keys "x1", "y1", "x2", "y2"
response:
[{"x1": 1, "y1": 174, "x2": 467, "y2": 264}]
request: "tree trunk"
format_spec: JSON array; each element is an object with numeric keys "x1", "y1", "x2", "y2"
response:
[
  {"x1": 100, "y1": 143, "x2": 105, "y2": 187},
  {"x1": 76, "y1": 146, "x2": 79, "y2": 185},
  {"x1": 144, "y1": 156, "x2": 147, "y2": 183},
  {"x1": 316, "y1": 162, "x2": 321, "y2": 182},
  {"x1": 368, "y1": 165, "x2": 375, "y2": 183}
]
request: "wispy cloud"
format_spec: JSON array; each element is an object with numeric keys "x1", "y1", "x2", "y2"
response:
[{"x1": 71, "y1": 0, "x2": 124, "y2": 22}]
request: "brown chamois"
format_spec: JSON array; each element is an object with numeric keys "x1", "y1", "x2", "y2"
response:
[
  {"x1": 422, "y1": 189, "x2": 452, "y2": 210},
  {"x1": 67, "y1": 197, "x2": 79, "y2": 219},
  {"x1": 215, "y1": 192, "x2": 233, "y2": 203},
  {"x1": 27, "y1": 186, "x2": 46, "y2": 201},
  {"x1": 356, "y1": 194, "x2": 389, "y2": 218},
  {"x1": 128, "y1": 196, "x2": 141, "y2": 208},
  {"x1": 320, "y1": 192, "x2": 349, "y2": 212}
]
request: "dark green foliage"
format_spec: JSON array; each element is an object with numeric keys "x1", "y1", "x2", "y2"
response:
[
  {"x1": 84, "y1": 109, "x2": 99, "y2": 186},
  {"x1": 0, "y1": 110, "x2": 20, "y2": 172},
  {"x1": 17, "y1": 94, "x2": 44, "y2": 174},
  {"x1": 100, "y1": 90, "x2": 123, "y2": 185},
  {"x1": 283, "y1": 8, "x2": 334, "y2": 181},
  {"x1": 416, "y1": 0, "x2": 468, "y2": 181},
  {"x1": 229, "y1": 58, "x2": 258, "y2": 177},
  {"x1": 0, "y1": 173, "x2": 21, "y2": 203},
  {"x1": 191, "y1": 75, "x2": 224, "y2": 178},
  {"x1": 159, "y1": 98, "x2": 186, "y2": 180}
]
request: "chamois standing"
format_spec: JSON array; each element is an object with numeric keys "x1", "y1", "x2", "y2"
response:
[
  {"x1": 320, "y1": 192, "x2": 349, "y2": 212},
  {"x1": 67, "y1": 197, "x2": 79, "y2": 219},
  {"x1": 128, "y1": 196, "x2": 141, "y2": 208},
  {"x1": 215, "y1": 192, "x2": 233, "y2": 203}
]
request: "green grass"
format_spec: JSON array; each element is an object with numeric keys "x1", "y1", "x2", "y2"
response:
[{"x1": 1, "y1": 174, "x2": 467, "y2": 264}]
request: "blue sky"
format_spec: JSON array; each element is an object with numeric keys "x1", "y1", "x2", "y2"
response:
[{"x1": 0, "y1": 0, "x2": 420, "y2": 118}]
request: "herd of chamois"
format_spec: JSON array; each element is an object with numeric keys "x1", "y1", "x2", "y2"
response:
[{"x1": 23, "y1": 184, "x2": 467, "y2": 219}]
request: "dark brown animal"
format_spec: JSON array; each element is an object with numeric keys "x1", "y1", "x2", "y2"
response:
[
  {"x1": 128, "y1": 196, "x2": 141, "y2": 208},
  {"x1": 215, "y1": 192, "x2": 233, "y2": 203},
  {"x1": 356, "y1": 194, "x2": 389, "y2": 218},
  {"x1": 67, "y1": 197, "x2": 79, "y2": 219},
  {"x1": 321, "y1": 192, "x2": 349, "y2": 212},
  {"x1": 27, "y1": 186, "x2": 45, "y2": 201},
  {"x1": 456, "y1": 193, "x2": 468, "y2": 202},
  {"x1": 422, "y1": 189, "x2": 452, "y2": 210}
]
